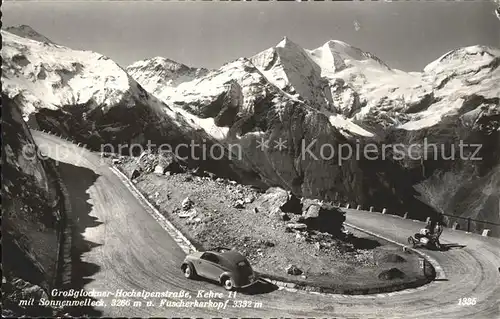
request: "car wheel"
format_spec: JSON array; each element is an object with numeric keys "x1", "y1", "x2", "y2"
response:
[
  {"x1": 183, "y1": 263, "x2": 196, "y2": 279},
  {"x1": 222, "y1": 276, "x2": 234, "y2": 291}
]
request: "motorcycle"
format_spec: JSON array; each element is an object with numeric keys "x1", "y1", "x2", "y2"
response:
[{"x1": 407, "y1": 235, "x2": 441, "y2": 250}]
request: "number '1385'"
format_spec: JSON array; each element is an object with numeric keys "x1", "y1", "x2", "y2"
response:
[{"x1": 458, "y1": 298, "x2": 477, "y2": 306}]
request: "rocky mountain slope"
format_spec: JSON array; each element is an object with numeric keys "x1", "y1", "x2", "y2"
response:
[
  {"x1": 1, "y1": 28, "x2": 249, "y2": 181},
  {"x1": 2, "y1": 29, "x2": 165, "y2": 148},
  {"x1": 2, "y1": 94, "x2": 64, "y2": 316},
  {"x1": 131, "y1": 37, "x2": 499, "y2": 136},
  {"x1": 3, "y1": 25, "x2": 499, "y2": 229},
  {"x1": 4, "y1": 25, "x2": 56, "y2": 44},
  {"x1": 126, "y1": 36, "x2": 500, "y2": 226}
]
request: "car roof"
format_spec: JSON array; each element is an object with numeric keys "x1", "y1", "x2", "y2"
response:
[
  {"x1": 218, "y1": 250, "x2": 247, "y2": 263},
  {"x1": 198, "y1": 249, "x2": 248, "y2": 267},
  {"x1": 190, "y1": 249, "x2": 249, "y2": 267}
]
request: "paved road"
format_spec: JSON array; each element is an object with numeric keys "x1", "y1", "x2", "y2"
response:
[{"x1": 33, "y1": 131, "x2": 500, "y2": 318}]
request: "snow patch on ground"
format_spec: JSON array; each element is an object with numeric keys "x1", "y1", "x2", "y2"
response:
[
  {"x1": 174, "y1": 108, "x2": 229, "y2": 140},
  {"x1": 329, "y1": 114, "x2": 374, "y2": 137},
  {"x1": 398, "y1": 99, "x2": 465, "y2": 130}
]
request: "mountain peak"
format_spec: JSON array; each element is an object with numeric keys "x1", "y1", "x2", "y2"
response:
[
  {"x1": 322, "y1": 40, "x2": 375, "y2": 61},
  {"x1": 324, "y1": 39, "x2": 350, "y2": 47},
  {"x1": 147, "y1": 56, "x2": 189, "y2": 71},
  {"x1": 276, "y1": 36, "x2": 302, "y2": 50},
  {"x1": 424, "y1": 45, "x2": 500, "y2": 73},
  {"x1": 126, "y1": 56, "x2": 209, "y2": 95},
  {"x1": 310, "y1": 39, "x2": 390, "y2": 70},
  {"x1": 4, "y1": 25, "x2": 55, "y2": 44},
  {"x1": 128, "y1": 56, "x2": 211, "y2": 75}
]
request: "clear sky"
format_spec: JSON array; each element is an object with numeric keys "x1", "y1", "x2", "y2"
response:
[{"x1": 3, "y1": 1, "x2": 499, "y2": 72}]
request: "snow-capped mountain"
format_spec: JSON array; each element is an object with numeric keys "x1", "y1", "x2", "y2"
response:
[
  {"x1": 3, "y1": 25, "x2": 499, "y2": 224},
  {"x1": 128, "y1": 36, "x2": 499, "y2": 138},
  {"x1": 0, "y1": 28, "x2": 224, "y2": 153},
  {"x1": 2, "y1": 30, "x2": 144, "y2": 115},
  {"x1": 113, "y1": 34, "x2": 500, "y2": 225},
  {"x1": 2, "y1": 29, "x2": 166, "y2": 148},
  {"x1": 407, "y1": 45, "x2": 500, "y2": 131},
  {"x1": 1, "y1": 27, "x2": 258, "y2": 181},
  {"x1": 250, "y1": 37, "x2": 334, "y2": 113},
  {"x1": 126, "y1": 57, "x2": 210, "y2": 98}
]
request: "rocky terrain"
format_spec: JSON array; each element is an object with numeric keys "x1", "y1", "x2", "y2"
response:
[
  {"x1": 2, "y1": 25, "x2": 499, "y2": 233},
  {"x1": 114, "y1": 155, "x2": 428, "y2": 291},
  {"x1": 2, "y1": 95, "x2": 66, "y2": 317}
]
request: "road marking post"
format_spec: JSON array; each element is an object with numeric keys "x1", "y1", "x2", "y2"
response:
[{"x1": 419, "y1": 258, "x2": 429, "y2": 277}]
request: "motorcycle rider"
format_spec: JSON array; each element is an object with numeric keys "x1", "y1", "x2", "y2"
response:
[
  {"x1": 425, "y1": 219, "x2": 433, "y2": 232},
  {"x1": 414, "y1": 219, "x2": 433, "y2": 241},
  {"x1": 432, "y1": 220, "x2": 445, "y2": 249}
]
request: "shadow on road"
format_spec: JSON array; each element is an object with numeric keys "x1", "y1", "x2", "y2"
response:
[
  {"x1": 348, "y1": 236, "x2": 381, "y2": 250},
  {"x1": 58, "y1": 161, "x2": 103, "y2": 317},
  {"x1": 188, "y1": 276, "x2": 278, "y2": 295},
  {"x1": 440, "y1": 243, "x2": 467, "y2": 251},
  {"x1": 240, "y1": 279, "x2": 279, "y2": 295}
]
